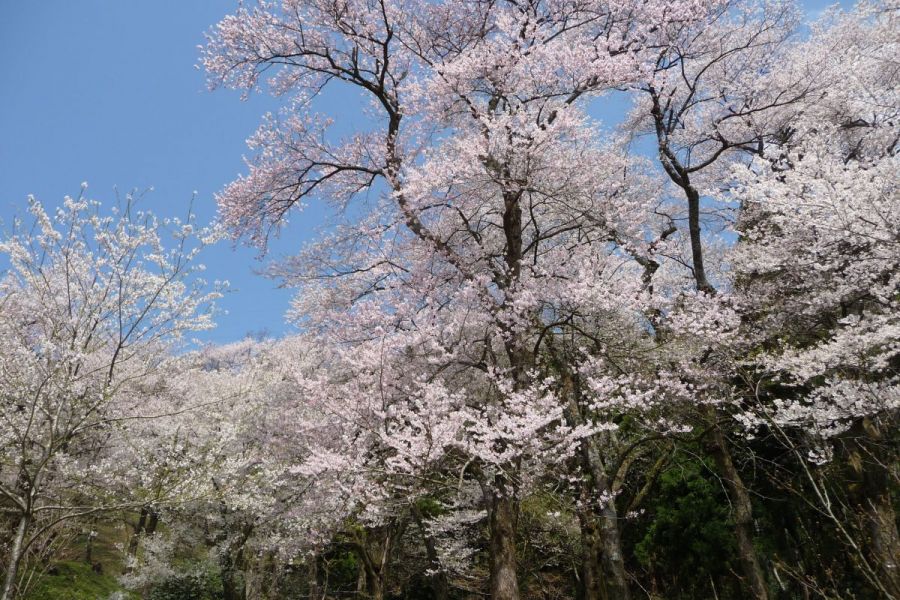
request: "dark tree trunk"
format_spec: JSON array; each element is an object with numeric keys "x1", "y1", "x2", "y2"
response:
[
  {"x1": 221, "y1": 567, "x2": 245, "y2": 600},
  {"x1": 481, "y1": 183, "x2": 528, "y2": 600},
  {"x1": 145, "y1": 509, "x2": 159, "y2": 536},
  {"x1": 649, "y1": 88, "x2": 715, "y2": 296},
  {"x1": 489, "y1": 488, "x2": 520, "y2": 600},
  {"x1": 708, "y1": 423, "x2": 769, "y2": 600},
  {"x1": 84, "y1": 528, "x2": 94, "y2": 566},
  {"x1": 124, "y1": 506, "x2": 160, "y2": 575},
  {"x1": 578, "y1": 511, "x2": 603, "y2": 600},
  {"x1": 126, "y1": 507, "x2": 148, "y2": 560},
  {"x1": 849, "y1": 417, "x2": 900, "y2": 597},
  {"x1": 220, "y1": 535, "x2": 247, "y2": 600},
  {"x1": 351, "y1": 526, "x2": 396, "y2": 600},
  {"x1": 355, "y1": 554, "x2": 384, "y2": 600},
  {"x1": 217, "y1": 520, "x2": 252, "y2": 600},
  {"x1": 555, "y1": 350, "x2": 631, "y2": 600},
  {"x1": 684, "y1": 184, "x2": 715, "y2": 295},
  {"x1": 578, "y1": 506, "x2": 630, "y2": 600},
  {"x1": 411, "y1": 505, "x2": 449, "y2": 600},
  {"x1": 581, "y1": 435, "x2": 630, "y2": 600},
  {"x1": 307, "y1": 554, "x2": 323, "y2": 600},
  {"x1": 364, "y1": 570, "x2": 385, "y2": 600},
  {"x1": 865, "y1": 491, "x2": 900, "y2": 597}
]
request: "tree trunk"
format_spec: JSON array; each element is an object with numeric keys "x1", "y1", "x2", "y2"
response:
[
  {"x1": 356, "y1": 561, "x2": 367, "y2": 596},
  {"x1": 708, "y1": 424, "x2": 769, "y2": 600},
  {"x1": 126, "y1": 507, "x2": 148, "y2": 559},
  {"x1": 652, "y1": 83, "x2": 766, "y2": 599},
  {"x1": 124, "y1": 506, "x2": 160, "y2": 574},
  {"x1": 220, "y1": 543, "x2": 245, "y2": 600},
  {"x1": 364, "y1": 570, "x2": 385, "y2": 600},
  {"x1": 243, "y1": 551, "x2": 278, "y2": 600},
  {"x1": 649, "y1": 89, "x2": 714, "y2": 296},
  {"x1": 578, "y1": 511, "x2": 603, "y2": 600},
  {"x1": 221, "y1": 567, "x2": 245, "y2": 600},
  {"x1": 851, "y1": 417, "x2": 900, "y2": 597},
  {"x1": 489, "y1": 489, "x2": 520, "y2": 600},
  {"x1": 864, "y1": 491, "x2": 900, "y2": 597},
  {"x1": 581, "y1": 435, "x2": 630, "y2": 600},
  {"x1": 1, "y1": 512, "x2": 31, "y2": 600},
  {"x1": 219, "y1": 522, "x2": 251, "y2": 600},
  {"x1": 411, "y1": 505, "x2": 449, "y2": 600},
  {"x1": 355, "y1": 555, "x2": 384, "y2": 600},
  {"x1": 145, "y1": 509, "x2": 159, "y2": 536},
  {"x1": 307, "y1": 555, "x2": 322, "y2": 600},
  {"x1": 684, "y1": 184, "x2": 715, "y2": 295},
  {"x1": 84, "y1": 527, "x2": 94, "y2": 565},
  {"x1": 557, "y1": 363, "x2": 630, "y2": 600},
  {"x1": 352, "y1": 531, "x2": 389, "y2": 600},
  {"x1": 597, "y1": 499, "x2": 630, "y2": 600}
]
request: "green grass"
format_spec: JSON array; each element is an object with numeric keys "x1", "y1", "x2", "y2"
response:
[{"x1": 23, "y1": 560, "x2": 132, "y2": 600}]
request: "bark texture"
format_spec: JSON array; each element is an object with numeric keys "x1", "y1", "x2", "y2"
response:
[
  {"x1": 489, "y1": 491, "x2": 521, "y2": 600},
  {"x1": 0, "y1": 513, "x2": 30, "y2": 600}
]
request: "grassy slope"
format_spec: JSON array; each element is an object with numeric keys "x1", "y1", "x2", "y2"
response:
[
  {"x1": 22, "y1": 520, "x2": 135, "y2": 599},
  {"x1": 23, "y1": 561, "x2": 132, "y2": 600}
]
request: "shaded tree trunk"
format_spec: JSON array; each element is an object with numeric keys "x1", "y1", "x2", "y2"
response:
[
  {"x1": 652, "y1": 96, "x2": 770, "y2": 597},
  {"x1": 864, "y1": 492, "x2": 900, "y2": 598},
  {"x1": 489, "y1": 488, "x2": 520, "y2": 600},
  {"x1": 84, "y1": 526, "x2": 95, "y2": 566},
  {"x1": 707, "y1": 422, "x2": 769, "y2": 600},
  {"x1": 554, "y1": 345, "x2": 631, "y2": 600},
  {"x1": 577, "y1": 503, "x2": 629, "y2": 600},
  {"x1": 578, "y1": 511, "x2": 603, "y2": 600},
  {"x1": 221, "y1": 546, "x2": 246, "y2": 600},
  {"x1": 582, "y1": 435, "x2": 630, "y2": 600},
  {"x1": 354, "y1": 553, "x2": 384, "y2": 600},
  {"x1": 364, "y1": 569, "x2": 385, "y2": 600},
  {"x1": 351, "y1": 525, "x2": 400, "y2": 600},
  {"x1": 480, "y1": 183, "x2": 528, "y2": 600},
  {"x1": 597, "y1": 499, "x2": 630, "y2": 600},
  {"x1": 648, "y1": 87, "x2": 715, "y2": 295},
  {"x1": 307, "y1": 554, "x2": 323, "y2": 600},
  {"x1": 1, "y1": 512, "x2": 31, "y2": 600},
  {"x1": 220, "y1": 524, "x2": 253, "y2": 600},
  {"x1": 849, "y1": 417, "x2": 900, "y2": 597},
  {"x1": 683, "y1": 184, "x2": 715, "y2": 295},
  {"x1": 356, "y1": 562, "x2": 368, "y2": 596},
  {"x1": 244, "y1": 551, "x2": 279, "y2": 600},
  {"x1": 221, "y1": 568, "x2": 245, "y2": 600},
  {"x1": 411, "y1": 505, "x2": 449, "y2": 600},
  {"x1": 125, "y1": 508, "x2": 147, "y2": 559},
  {"x1": 146, "y1": 510, "x2": 159, "y2": 536},
  {"x1": 124, "y1": 506, "x2": 159, "y2": 574}
]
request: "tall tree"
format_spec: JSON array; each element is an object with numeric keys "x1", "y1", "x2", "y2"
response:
[
  {"x1": 202, "y1": 2, "x2": 721, "y2": 598},
  {"x1": 729, "y1": 4, "x2": 899, "y2": 595}
]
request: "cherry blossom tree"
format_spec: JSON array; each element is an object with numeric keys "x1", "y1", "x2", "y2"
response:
[
  {"x1": 618, "y1": 2, "x2": 829, "y2": 596},
  {"x1": 728, "y1": 3, "x2": 900, "y2": 594},
  {"x1": 116, "y1": 339, "x2": 273, "y2": 598},
  {"x1": 199, "y1": 1, "x2": 753, "y2": 597},
  {"x1": 0, "y1": 190, "x2": 220, "y2": 600}
]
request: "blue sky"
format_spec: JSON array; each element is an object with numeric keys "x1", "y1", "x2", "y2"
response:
[{"x1": 0, "y1": 0, "x2": 848, "y2": 344}]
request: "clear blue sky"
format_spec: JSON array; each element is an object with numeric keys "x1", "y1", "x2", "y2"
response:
[{"x1": 0, "y1": 0, "x2": 848, "y2": 343}]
